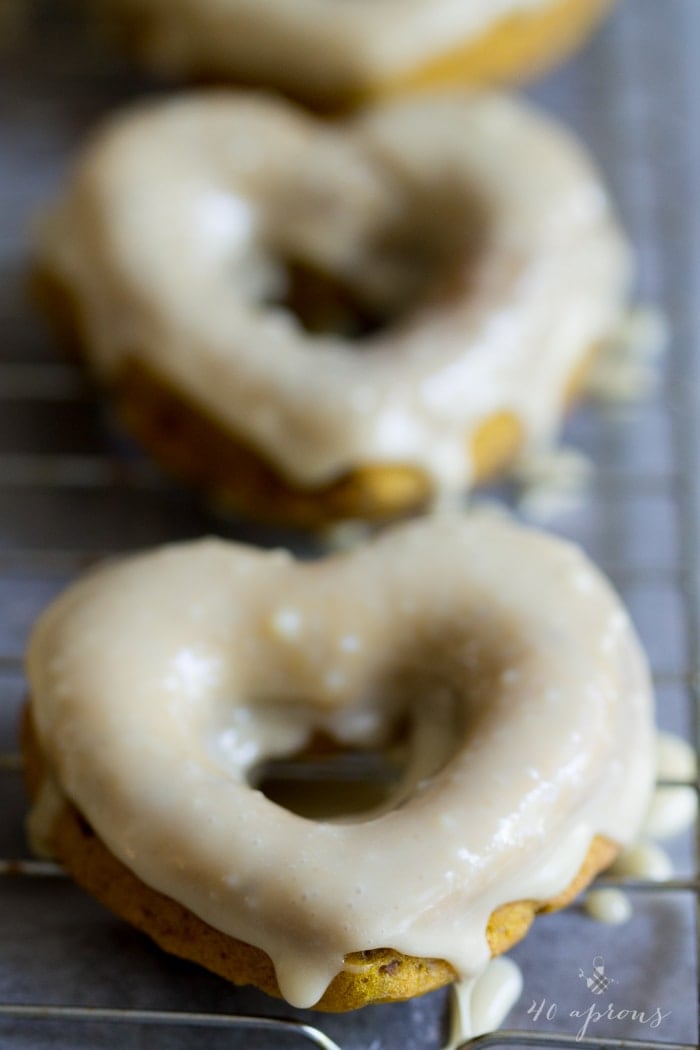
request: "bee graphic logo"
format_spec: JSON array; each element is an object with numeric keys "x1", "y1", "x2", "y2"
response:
[{"x1": 578, "y1": 956, "x2": 616, "y2": 996}]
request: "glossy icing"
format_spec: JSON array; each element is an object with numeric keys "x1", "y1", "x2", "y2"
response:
[
  {"x1": 644, "y1": 731, "x2": 697, "y2": 840},
  {"x1": 447, "y1": 957, "x2": 523, "y2": 1046},
  {"x1": 27, "y1": 513, "x2": 654, "y2": 1008},
  {"x1": 584, "y1": 887, "x2": 632, "y2": 925},
  {"x1": 37, "y1": 90, "x2": 632, "y2": 497},
  {"x1": 609, "y1": 841, "x2": 673, "y2": 882}
]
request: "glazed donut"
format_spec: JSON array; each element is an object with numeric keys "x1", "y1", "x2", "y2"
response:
[
  {"x1": 104, "y1": 0, "x2": 614, "y2": 108},
  {"x1": 35, "y1": 90, "x2": 632, "y2": 527},
  {"x1": 25, "y1": 513, "x2": 654, "y2": 1010}
]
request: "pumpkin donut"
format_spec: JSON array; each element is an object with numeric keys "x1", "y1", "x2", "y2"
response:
[
  {"x1": 102, "y1": 0, "x2": 615, "y2": 108},
  {"x1": 35, "y1": 90, "x2": 632, "y2": 527},
  {"x1": 24, "y1": 513, "x2": 654, "y2": 1011}
]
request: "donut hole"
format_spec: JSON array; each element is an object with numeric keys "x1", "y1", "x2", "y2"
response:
[
  {"x1": 264, "y1": 259, "x2": 393, "y2": 340},
  {"x1": 260, "y1": 176, "x2": 489, "y2": 341},
  {"x1": 245, "y1": 653, "x2": 492, "y2": 821},
  {"x1": 215, "y1": 608, "x2": 524, "y2": 824},
  {"x1": 250, "y1": 723, "x2": 410, "y2": 820}
]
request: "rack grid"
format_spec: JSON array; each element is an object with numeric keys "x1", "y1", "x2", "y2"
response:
[{"x1": 1, "y1": 0, "x2": 699, "y2": 1047}]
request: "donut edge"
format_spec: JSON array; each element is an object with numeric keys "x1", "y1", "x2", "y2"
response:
[
  {"x1": 22, "y1": 704, "x2": 619, "y2": 1011},
  {"x1": 34, "y1": 264, "x2": 598, "y2": 529}
]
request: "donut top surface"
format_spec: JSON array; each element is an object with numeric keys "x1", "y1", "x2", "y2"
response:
[
  {"x1": 27, "y1": 513, "x2": 655, "y2": 1008},
  {"x1": 38, "y1": 91, "x2": 631, "y2": 498}
]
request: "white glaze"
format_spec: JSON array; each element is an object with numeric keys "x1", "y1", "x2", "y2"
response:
[
  {"x1": 584, "y1": 888, "x2": 632, "y2": 926},
  {"x1": 321, "y1": 521, "x2": 374, "y2": 555},
  {"x1": 447, "y1": 957, "x2": 523, "y2": 1048},
  {"x1": 515, "y1": 446, "x2": 592, "y2": 521},
  {"x1": 656, "y1": 731, "x2": 697, "y2": 782},
  {"x1": 586, "y1": 306, "x2": 669, "y2": 405},
  {"x1": 644, "y1": 732, "x2": 697, "y2": 840},
  {"x1": 36, "y1": 91, "x2": 631, "y2": 498},
  {"x1": 586, "y1": 731, "x2": 696, "y2": 927},
  {"x1": 110, "y1": 0, "x2": 558, "y2": 91},
  {"x1": 644, "y1": 785, "x2": 697, "y2": 841},
  {"x1": 609, "y1": 841, "x2": 673, "y2": 882},
  {"x1": 26, "y1": 513, "x2": 654, "y2": 1008}
]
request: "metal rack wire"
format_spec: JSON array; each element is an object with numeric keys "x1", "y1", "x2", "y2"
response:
[{"x1": 1, "y1": 0, "x2": 699, "y2": 1047}]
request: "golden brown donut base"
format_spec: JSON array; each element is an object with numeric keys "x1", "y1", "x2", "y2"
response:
[
  {"x1": 34, "y1": 266, "x2": 597, "y2": 529},
  {"x1": 110, "y1": 0, "x2": 614, "y2": 110},
  {"x1": 23, "y1": 707, "x2": 618, "y2": 1011},
  {"x1": 115, "y1": 360, "x2": 524, "y2": 528}
]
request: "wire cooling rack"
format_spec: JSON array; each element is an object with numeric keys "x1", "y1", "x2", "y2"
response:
[{"x1": 1, "y1": 1, "x2": 699, "y2": 1047}]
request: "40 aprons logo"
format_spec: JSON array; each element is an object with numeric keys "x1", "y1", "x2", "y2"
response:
[{"x1": 527, "y1": 956, "x2": 671, "y2": 1042}]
